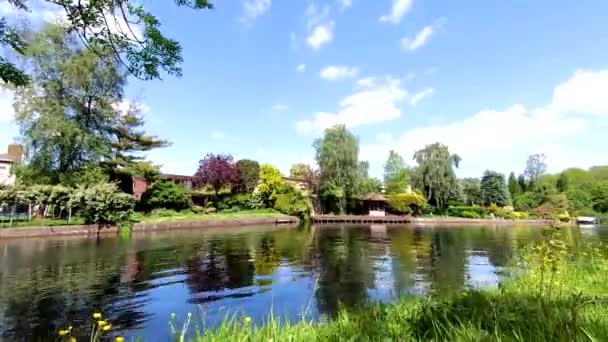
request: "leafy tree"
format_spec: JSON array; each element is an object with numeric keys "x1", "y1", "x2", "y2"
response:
[
  {"x1": 384, "y1": 150, "x2": 409, "y2": 194},
  {"x1": 460, "y1": 178, "x2": 482, "y2": 206},
  {"x1": 289, "y1": 163, "x2": 310, "y2": 179},
  {"x1": 233, "y1": 159, "x2": 260, "y2": 193},
  {"x1": 517, "y1": 174, "x2": 528, "y2": 193},
  {"x1": 566, "y1": 188, "x2": 592, "y2": 212},
  {"x1": 353, "y1": 161, "x2": 382, "y2": 195},
  {"x1": 257, "y1": 164, "x2": 284, "y2": 204},
  {"x1": 507, "y1": 172, "x2": 522, "y2": 199},
  {"x1": 591, "y1": 182, "x2": 608, "y2": 213},
  {"x1": 124, "y1": 161, "x2": 161, "y2": 182},
  {"x1": 480, "y1": 170, "x2": 512, "y2": 206},
  {"x1": 524, "y1": 153, "x2": 547, "y2": 188},
  {"x1": 556, "y1": 172, "x2": 569, "y2": 192},
  {"x1": 386, "y1": 193, "x2": 426, "y2": 215},
  {"x1": 2, "y1": 0, "x2": 213, "y2": 84},
  {"x1": 192, "y1": 153, "x2": 236, "y2": 194},
  {"x1": 13, "y1": 25, "x2": 166, "y2": 185},
  {"x1": 140, "y1": 181, "x2": 192, "y2": 212},
  {"x1": 314, "y1": 125, "x2": 359, "y2": 214},
  {"x1": 70, "y1": 183, "x2": 135, "y2": 227},
  {"x1": 411, "y1": 143, "x2": 461, "y2": 209}
]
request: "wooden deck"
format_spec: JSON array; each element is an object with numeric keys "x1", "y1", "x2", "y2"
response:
[{"x1": 312, "y1": 215, "x2": 411, "y2": 224}]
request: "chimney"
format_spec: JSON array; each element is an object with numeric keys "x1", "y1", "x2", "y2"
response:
[{"x1": 7, "y1": 144, "x2": 23, "y2": 162}]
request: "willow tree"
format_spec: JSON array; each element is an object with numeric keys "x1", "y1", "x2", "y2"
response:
[
  {"x1": 314, "y1": 125, "x2": 359, "y2": 214},
  {"x1": 1, "y1": 0, "x2": 213, "y2": 85},
  {"x1": 384, "y1": 150, "x2": 409, "y2": 194},
  {"x1": 411, "y1": 143, "x2": 461, "y2": 209},
  {"x1": 13, "y1": 24, "x2": 167, "y2": 185}
]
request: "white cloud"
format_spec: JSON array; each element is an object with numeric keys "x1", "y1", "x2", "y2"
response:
[
  {"x1": 356, "y1": 77, "x2": 377, "y2": 88},
  {"x1": 307, "y1": 22, "x2": 334, "y2": 49},
  {"x1": 550, "y1": 69, "x2": 608, "y2": 116},
  {"x1": 379, "y1": 0, "x2": 413, "y2": 25},
  {"x1": 337, "y1": 0, "x2": 353, "y2": 10},
  {"x1": 296, "y1": 77, "x2": 407, "y2": 133},
  {"x1": 272, "y1": 104, "x2": 289, "y2": 111},
  {"x1": 320, "y1": 65, "x2": 359, "y2": 81},
  {"x1": 296, "y1": 64, "x2": 306, "y2": 72},
  {"x1": 305, "y1": 4, "x2": 330, "y2": 29},
  {"x1": 409, "y1": 88, "x2": 434, "y2": 105},
  {"x1": 360, "y1": 69, "x2": 608, "y2": 176},
  {"x1": 401, "y1": 18, "x2": 445, "y2": 51},
  {"x1": 242, "y1": 0, "x2": 271, "y2": 21}
]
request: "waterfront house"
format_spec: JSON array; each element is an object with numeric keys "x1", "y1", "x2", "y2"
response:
[
  {"x1": 0, "y1": 144, "x2": 23, "y2": 186},
  {"x1": 363, "y1": 193, "x2": 387, "y2": 216}
]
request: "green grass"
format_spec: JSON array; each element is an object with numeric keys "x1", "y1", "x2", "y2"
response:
[
  {"x1": 137, "y1": 209, "x2": 288, "y2": 224},
  {"x1": 189, "y1": 236, "x2": 608, "y2": 341},
  {"x1": 0, "y1": 217, "x2": 85, "y2": 229}
]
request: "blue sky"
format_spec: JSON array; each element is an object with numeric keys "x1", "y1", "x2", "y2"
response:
[{"x1": 1, "y1": 0, "x2": 608, "y2": 179}]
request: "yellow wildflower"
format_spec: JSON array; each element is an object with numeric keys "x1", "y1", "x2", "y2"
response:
[
  {"x1": 116, "y1": 337, "x2": 125, "y2": 342},
  {"x1": 58, "y1": 329, "x2": 70, "y2": 336},
  {"x1": 68, "y1": 337, "x2": 77, "y2": 342},
  {"x1": 97, "y1": 320, "x2": 108, "y2": 327},
  {"x1": 244, "y1": 316, "x2": 252, "y2": 323},
  {"x1": 102, "y1": 324, "x2": 112, "y2": 331},
  {"x1": 93, "y1": 313, "x2": 102, "y2": 319}
]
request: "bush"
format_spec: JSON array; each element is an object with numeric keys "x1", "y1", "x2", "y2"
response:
[
  {"x1": 71, "y1": 183, "x2": 135, "y2": 227},
  {"x1": 459, "y1": 210, "x2": 481, "y2": 219},
  {"x1": 273, "y1": 192, "x2": 311, "y2": 218},
  {"x1": 150, "y1": 208, "x2": 179, "y2": 217},
  {"x1": 447, "y1": 205, "x2": 487, "y2": 218},
  {"x1": 386, "y1": 193, "x2": 426, "y2": 215},
  {"x1": 140, "y1": 181, "x2": 192, "y2": 212}
]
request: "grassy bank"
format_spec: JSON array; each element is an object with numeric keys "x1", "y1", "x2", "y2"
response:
[
  {"x1": 190, "y1": 229, "x2": 608, "y2": 341},
  {"x1": 136, "y1": 208, "x2": 288, "y2": 224}
]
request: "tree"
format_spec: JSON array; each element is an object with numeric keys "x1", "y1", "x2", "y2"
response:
[
  {"x1": 2, "y1": 0, "x2": 214, "y2": 85},
  {"x1": 507, "y1": 172, "x2": 522, "y2": 199},
  {"x1": 289, "y1": 163, "x2": 310, "y2": 179},
  {"x1": 411, "y1": 143, "x2": 461, "y2": 209},
  {"x1": 480, "y1": 170, "x2": 512, "y2": 207},
  {"x1": 192, "y1": 153, "x2": 236, "y2": 194},
  {"x1": 384, "y1": 150, "x2": 409, "y2": 194},
  {"x1": 314, "y1": 125, "x2": 359, "y2": 214},
  {"x1": 233, "y1": 159, "x2": 260, "y2": 193},
  {"x1": 517, "y1": 174, "x2": 528, "y2": 193},
  {"x1": 524, "y1": 153, "x2": 547, "y2": 188},
  {"x1": 556, "y1": 172, "x2": 569, "y2": 192},
  {"x1": 354, "y1": 161, "x2": 382, "y2": 195},
  {"x1": 140, "y1": 181, "x2": 192, "y2": 211},
  {"x1": 13, "y1": 25, "x2": 166, "y2": 185},
  {"x1": 591, "y1": 182, "x2": 608, "y2": 213},
  {"x1": 460, "y1": 178, "x2": 482, "y2": 206},
  {"x1": 257, "y1": 164, "x2": 284, "y2": 204}
]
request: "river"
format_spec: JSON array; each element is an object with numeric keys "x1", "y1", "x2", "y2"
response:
[{"x1": 0, "y1": 224, "x2": 606, "y2": 340}]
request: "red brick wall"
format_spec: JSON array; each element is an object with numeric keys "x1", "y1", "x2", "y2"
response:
[{"x1": 132, "y1": 177, "x2": 149, "y2": 200}]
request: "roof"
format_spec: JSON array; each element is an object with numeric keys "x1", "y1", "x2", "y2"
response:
[
  {"x1": 282, "y1": 176, "x2": 306, "y2": 182},
  {"x1": 161, "y1": 173, "x2": 192, "y2": 181},
  {"x1": 0, "y1": 153, "x2": 15, "y2": 162},
  {"x1": 362, "y1": 193, "x2": 387, "y2": 201}
]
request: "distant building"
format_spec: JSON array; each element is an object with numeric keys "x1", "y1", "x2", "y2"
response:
[
  {"x1": 281, "y1": 176, "x2": 309, "y2": 193},
  {"x1": 0, "y1": 144, "x2": 23, "y2": 186},
  {"x1": 362, "y1": 193, "x2": 387, "y2": 216},
  {"x1": 132, "y1": 173, "x2": 193, "y2": 200}
]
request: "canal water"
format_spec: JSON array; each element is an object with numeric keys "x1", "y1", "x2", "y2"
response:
[{"x1": 0, "y1": 224, "x2": 606, "y2": 340}]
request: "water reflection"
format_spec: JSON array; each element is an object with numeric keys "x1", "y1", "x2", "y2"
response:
[{"x1": 0, "y1": 224, "x2": 605, "y2": 341}]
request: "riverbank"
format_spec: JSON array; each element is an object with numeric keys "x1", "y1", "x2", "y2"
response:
[
  {"x1": 188, "y1": 237, "x2": 607, "y2": 341},
  {"x1": 0, "y1": 210, "x2": 298, "y2": 239},
  {"x1": 412, "y1": 216, "x2": 553, "y2": 226}
]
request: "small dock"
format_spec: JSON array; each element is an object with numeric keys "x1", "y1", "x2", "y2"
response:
[{"x1": 312, "y1": 215, "x2": 411, "y2": 224}]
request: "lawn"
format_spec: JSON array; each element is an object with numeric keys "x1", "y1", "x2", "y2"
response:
[{"x1": 136, "y1": 209, "x2": 288, "y2": 224}]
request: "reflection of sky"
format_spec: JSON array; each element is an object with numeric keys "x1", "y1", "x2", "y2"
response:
[{"x1": 465, "y1": 253, "x2": 499, "y2": 288}]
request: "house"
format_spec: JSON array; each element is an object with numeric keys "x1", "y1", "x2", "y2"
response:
[
  {"x1": 0, "y1": 144, "x2": 23, "y2": 186},
  {"x1": 282, "y1": 176, "x2": 309, "y2": 193},
  {"x1": 362, "y1": 193, "x2": 387, "y2": 216},
  {"x1": 132, "y1": 173, "x2": 193, "y2": 200}
]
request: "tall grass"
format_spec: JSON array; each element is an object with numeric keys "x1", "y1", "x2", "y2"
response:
[{"x1": 190, "y1": 226, "x2": 608, "y2": 341}]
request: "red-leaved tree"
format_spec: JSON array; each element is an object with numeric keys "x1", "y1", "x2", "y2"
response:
[{"x1": 193, "y1": 153, "x2": 236, "y2": 194}]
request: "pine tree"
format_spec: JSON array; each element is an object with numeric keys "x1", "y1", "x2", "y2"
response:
[{"x1": 481, "y1": 171, "x2": 512, "y2": 206}]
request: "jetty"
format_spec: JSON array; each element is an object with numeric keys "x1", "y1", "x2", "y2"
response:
[{"x1": 312, "y1": 215, "x2": 411, "y2": 224}]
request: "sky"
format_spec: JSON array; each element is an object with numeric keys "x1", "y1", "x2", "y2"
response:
[{"x1": 1, "y1": 0, "x2": 608, "y2": 179}]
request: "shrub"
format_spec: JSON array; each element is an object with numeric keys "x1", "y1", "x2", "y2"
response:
[
  {"x1": 246, "y1": 192, "x2": 265, "y2": 209},
  {"x1": 71, "y1": 183, "x2": 135, "y2": 227},
  {"x1": 273, "y1": 192, "x2": 311, "y2": 218},
  {"x1": 386, "y1": 193, "x2": 426, "y2": 215},
  {"x1": 459, "y1": 210, "x2": 481, "y2": 219},
  {"x1": 447, "y1": 205, "x2": 487, "y2": 218},
  {"x1": 150, "y1": 208, "x2": 179, "y2": 217},
  {"x1": 140, "y1": 181, "x2": 192, "y2": 212}
]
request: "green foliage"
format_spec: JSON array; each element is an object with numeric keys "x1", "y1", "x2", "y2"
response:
[
  {"x1": 513, "y1": 191, "x2": 540, "y2": 211},
  {"x1": 289, "y1": 163, "x2": 310, "y2": 179},
  {"x1": 507, "y1": 172, "x2": 522, "y2": 198},
  {"x1": 591, "y1": 181, "x2": 608, "y2": 212},
  {"x1": 556, "y1": 172, "x2": 569, "y2": 192},
  {"x1": 257, "y1": 164, "x2": 284, "y2": 204},
  {"x1": 13, "y1": 25, "x2": 166, "y2": 186},
  {"x1": 140, "y1": 181, "x2": 192, "y2": 212},
  {"x1": 480, "y1": 170, "x2": 512, "y2": 206},
  {"x1": 460, "y1": 178, "x2": 482, "y2": 205},
  {"x1": 246, "y1": 192, "x2": 266, "y2": 210},
  {"x1": 383, "y1": 150, "x2": 410, "y2": 194},
  {"x1": 386, "y1": 193, "x2": 426, "y2": 215},
  {"x1": 411, "y1": 143, "x2": 461, "y2": 209},
  {"x1": 447, "y1": 205, "x2": 488, "y2": 218},
  {"x1": 524, "y1": 153, "x2": 547, "y2": 187},
  {"x1": 314, "y1": 125, "x2": 359, "y2": 214},
  {"x1": 273, "y1": 192, "x2": 311, "y2": 218},
  {"x1": 234, "y1": 159, "x2": 260, "y2": 193},
  {"x1": 70, "y1": 183, "x2": 135, "y2": 227},
  {"x1": 3, "y1": 0, "x2": 213, "y2": 83}
]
